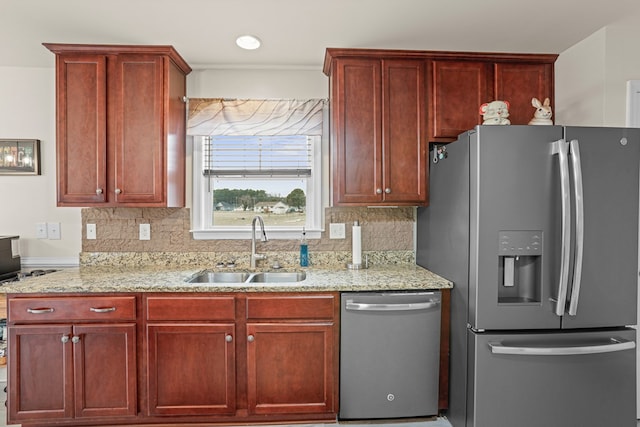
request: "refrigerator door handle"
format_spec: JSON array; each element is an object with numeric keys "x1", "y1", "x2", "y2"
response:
[
  {"x1": 488, "y1": 338, "x2": 636, "y2": 356},
  {"x1": 568, "y1": 139, "x2": 584, "y2": 316},
  {"x1": 345, "y1": 300, "x2": 440, "y2": 311},
  {"x1": 552, "y1": 139, "x2": 571, "y2": 316}
]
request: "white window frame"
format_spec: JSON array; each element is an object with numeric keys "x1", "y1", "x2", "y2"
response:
[{"x1": 191, "y1": 134, "x2": 324, "y2": 240}]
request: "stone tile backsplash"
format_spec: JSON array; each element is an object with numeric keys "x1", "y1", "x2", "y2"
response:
[{"x1": 80, "y1": 207, "x2": 416, "y2": 267}]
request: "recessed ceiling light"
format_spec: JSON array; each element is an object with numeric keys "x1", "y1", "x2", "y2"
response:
[{"x1": 236, "y1": 35, "x2": 261, "y2": 50}]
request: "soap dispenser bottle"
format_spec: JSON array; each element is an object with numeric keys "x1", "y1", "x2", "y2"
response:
[{"x1": 299, "y1": 228, "x2": 309, "y2": 267}]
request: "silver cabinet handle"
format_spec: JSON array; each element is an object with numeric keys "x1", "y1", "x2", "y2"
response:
[
  {"x1": 247, "y1": 335, "x2": 255, "y2": 342},
  {"x1": 61, "y1": 335, "x2": 70, "y2": 343},
  {"x1": 225, "y1": 335, "x2": 233, "y2": 343},
  {"x1": 346, "y1": 300, "x2": 440, "y2": 312},
  {"x1": 489, "y1": 338, "x2": 635, "y2": 356},
  {"x1": 96, "y1": 188, "x2": 103, "y2": 195},
  {"x1": 568, "y1": 139, "x2": 584, "y2": 316},
  {"x1": 384, "y1": 188, "x2": 391, "y2": 194},
  {"x1": 115, "y1": 188, "x2": 122, "y2": 194},
  {"x1": 376, "y1": 188, "x2": 382, "y2": 194},
  {"x1": 71, "y1": 336, "x2": 80, "y2": 344},
  {"x1": 89, "y1": 307, "x2": 116, "y2": 313},
  {"x1": 27, "y1": 307, "x2": 54, "y2": 314},
  {"x1": 552, "y1": 139, "x2": 571, "y2": 316}
]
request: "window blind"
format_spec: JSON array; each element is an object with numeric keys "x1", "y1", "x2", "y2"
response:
[{"x1": 203, "y1": 135, "x2": 312, "y2": 177}]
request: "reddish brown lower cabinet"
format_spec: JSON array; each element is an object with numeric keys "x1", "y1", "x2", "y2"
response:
[
  {"x1": 245, "y1": 294, "x2": 338, "y2": 415},
  {"x1": 7, "y1": 292, "x2": 341, "y2": 426},
  {"x1": 8, "y1": 323, "x2": 137, "y2": 423},
  {"x1": 145, "y1": 295, "x2": 237, "y2": 416},
  {"x1": 144, "y1": 293, "x2": 339, "y2": 423}
]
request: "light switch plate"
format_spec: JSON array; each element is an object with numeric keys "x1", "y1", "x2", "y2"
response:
[
  {"x1": 47, "y1": 222, "x2": 61, "y2": 240},
  {"x1": 87, "y1": 224, "x2": 97, "y2": 240},
  {"x1": 329, "y1": 223, "x2": 346, "y2": 239},
  {"x1": 139, "y1": 224, "x2": 151, "y2": 240},
  {"x1": 36, "y1": 222, "x2": 47, "y2": 239}
]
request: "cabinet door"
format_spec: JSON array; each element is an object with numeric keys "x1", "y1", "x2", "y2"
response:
[
  {"x1": 331, "y1": 58, "x2": 382, "y2": 205},
  {"x1": 56, "y1": 54, "x2": 108, "y2": 206},
  {"x1": 110, "y1": 54, "x2": 165, "y2": 205},
  {"x1": 382, "y1": 59, "x2": 428, "y2": 204},
  {"x1": 73, "y1": 323, "x2": 137, "y2": 418},
  {"x1": 146, "y1": 323, "x2": 236, "y2": 416},
  {"x1": 494, "y1": 62, "x2": 554, "y2": 125},
  {"x1": 246, "y1": 322, "x2": 336, "y2": 415},
  {"x1": 429, "y1": 60, "x2": 492, "y2": 141},
  {"x1": 8, "y1": 325, "x2": 74, "y2": 422}
]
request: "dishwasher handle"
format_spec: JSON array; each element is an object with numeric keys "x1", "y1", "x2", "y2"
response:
[{"x1": 345, "y1": 299, "x2": 440, "y2": 312}]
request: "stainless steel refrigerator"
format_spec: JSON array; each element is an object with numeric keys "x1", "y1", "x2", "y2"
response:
[{"x1": 417, "y1": 125, "x2": 639, "y2": 427}]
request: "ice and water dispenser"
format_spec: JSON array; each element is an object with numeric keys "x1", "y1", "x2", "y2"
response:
[{"x1": 498, "y1": 231, "x2": 542, "y2": 304}]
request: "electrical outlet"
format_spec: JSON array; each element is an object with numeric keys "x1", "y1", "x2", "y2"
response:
[
  {"x1": 47, "y1": 222, "x2": 61, "y2": 240},
  {"x1": 87, "y1": 224, "x2": 97, "y2": 240},
  {"x1": 36, "y1": 222, "x2": 47, "y2": 239},
  {"x1": 139, "y1": 224, "x2": 151, "y2": 240},
  {"x1": 329, "y1": 223, "x2": 346, "y2": 239}
]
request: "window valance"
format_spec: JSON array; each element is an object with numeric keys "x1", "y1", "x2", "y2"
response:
[{"x1": 187, "y1": 98, "x2": 326, "y2": 136}]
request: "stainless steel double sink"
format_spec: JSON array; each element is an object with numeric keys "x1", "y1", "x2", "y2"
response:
[{"x1": 186, "y1": 270, "x2": 307, "y2": 284}]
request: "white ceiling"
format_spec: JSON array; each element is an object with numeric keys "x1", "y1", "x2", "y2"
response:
[{"x1": 3, "y1": 0, "x2": 640, "y2": 70}]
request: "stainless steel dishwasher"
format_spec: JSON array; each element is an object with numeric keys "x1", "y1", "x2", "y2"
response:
[{"x1": 339, "y1": 291, "x2": 441, "y2": 420}]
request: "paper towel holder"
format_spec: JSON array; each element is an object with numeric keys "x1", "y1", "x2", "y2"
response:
[{"x1": 347, "y1": 255, "x2": 369, "y2": 270}]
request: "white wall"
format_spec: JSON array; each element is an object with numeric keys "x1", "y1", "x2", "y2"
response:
[
  {"x1": 187, "y1": 67, "x2": 327, "y2": 98},
  {"x1": 0, "y1": 66, "x2": 81, "y2": 265},
  {"x1": 555, "y1": 28, "x2": 607, "y2": 125},
  {"x1": 555, "y1": 15, "x2": 640, "y2": 126}
]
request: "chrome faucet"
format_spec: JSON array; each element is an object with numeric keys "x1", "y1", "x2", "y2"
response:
[{"x1": 250, "y1": 215, "x2": 268, "y2": 268}]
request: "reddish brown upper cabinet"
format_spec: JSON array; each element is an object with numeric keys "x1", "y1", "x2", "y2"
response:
[
  {"x1": 493, "y1": 61, "x2": 555, "y2": 126},
  {"x1": 428, "y1": 53, "x2": 557, "y2": 141},
  {"x1": 324, "y1": 49, "x2": 557, "y2": 205},
  {"x1": 429, "y1": 60, "x2": 492, "y2": 142},
  {"x1": 44, "y1": 44, "x2": 191, "y2": 207},
  {"x1": 325, "y1": 51, "x2": 428, "y2": 206}
]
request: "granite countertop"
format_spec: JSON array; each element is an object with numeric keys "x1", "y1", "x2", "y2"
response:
[{"x1": 1, "y1": 264, "x2": 452, "y2": 294}]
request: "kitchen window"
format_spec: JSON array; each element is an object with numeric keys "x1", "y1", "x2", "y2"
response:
[{"x1": 189, "y1": 99, "x2": 326, "y2": 240}]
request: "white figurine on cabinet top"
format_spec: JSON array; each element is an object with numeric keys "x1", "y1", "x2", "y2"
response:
[
  {"x1": 528, "y1": 97, "x2": 553, "y2": 125},
  {"x1": 479, "y1": 100, "x2": 511, "y2": 125}
]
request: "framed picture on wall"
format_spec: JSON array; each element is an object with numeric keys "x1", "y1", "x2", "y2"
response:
[{"x1": 0, "y1": 139, "x2": 41, "y2": 175}]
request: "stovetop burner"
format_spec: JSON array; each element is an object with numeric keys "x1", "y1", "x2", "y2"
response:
[{"x1": 0, "y1": 269, "x2": 59, "y2": 285}]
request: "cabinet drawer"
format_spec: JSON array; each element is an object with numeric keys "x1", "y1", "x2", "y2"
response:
[
  {"x1": 9, "y1": 296, "x2": 136, "y2": 322},
  {"x1": 146, "y1": 295, "x2": 235, "y2": 321},
  {"x1": 246, "y1": 295, "x2": 336, "y2": 320}
]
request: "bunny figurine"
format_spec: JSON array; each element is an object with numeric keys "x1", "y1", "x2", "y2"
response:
[{"x1": 528, "y1": 97, "x2": 553, "y2": 125}]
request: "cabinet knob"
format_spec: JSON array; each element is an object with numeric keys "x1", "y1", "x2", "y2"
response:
[
  {"x1": 61, "y1": 335, "x2": 70, "y2": 343},
  {"x1": 115, "y1": 188, "x2": 122, "y2": 195},
  {"x1": 225, "y1": 335, "x2": 233, "y2": 343},
  {"x1": 385, "y1": 188, "x2": 391, "y2": 194},
  {"x1": 247, "y1": 335, "x2": 255, "y2": 342},
  {"x1": 96, "y1": 188, "x2": 103, "y2": 195},
  {"x1": 71, "y1": 336, "x2": 80, "y2": 344},
  {"x1": 376, "y1": 188, "x2": 382, "y2": 194}
]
